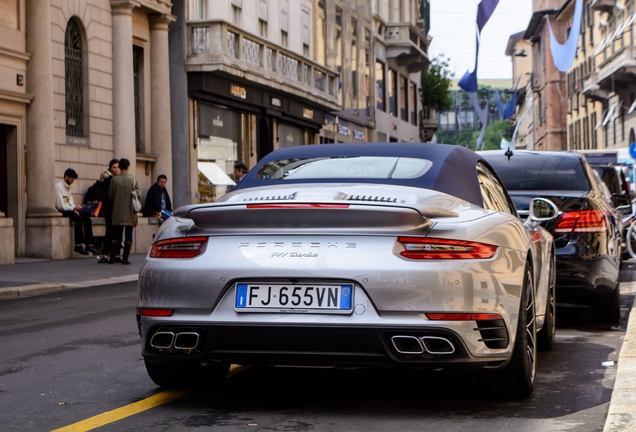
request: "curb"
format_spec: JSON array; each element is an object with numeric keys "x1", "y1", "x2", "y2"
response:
[
  {"x1": 0, "y1": 274, "x2": 139, "y2": 300},
  {"x1": 604, "y1": 281, "x2": 636, "y2": 432}
]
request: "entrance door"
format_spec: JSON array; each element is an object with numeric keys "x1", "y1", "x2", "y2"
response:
[{"x1": 258, "y1": 116, "x2": 272, "y2": 159}]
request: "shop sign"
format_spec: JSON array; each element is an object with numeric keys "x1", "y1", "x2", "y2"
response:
[
  {"x1": 230, "y1": 83, "x2": 247, "y2": 99},
  {"x1": 303, "y1": 108, "x2": 314, "y2": 120},
  {"x1": 271, "y1": 97, "x2": 282, "y2": 107},
  {"x1": 323, "y1": 115, "x2": 336, "y2": 133},
  {"x1": 199, "y1": 104, "x2": 241, "y2": 141},
  {"x1": 353, "y1": 129, "x2": 365, "y2": 141},
  {"x1": 337, "y1": 124, "x2": 350, "y2": 137}
]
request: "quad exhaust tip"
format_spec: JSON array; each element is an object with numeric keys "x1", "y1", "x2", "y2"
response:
[{"x1": 391, "y1": 335, "x2": 455, "y2": 356}]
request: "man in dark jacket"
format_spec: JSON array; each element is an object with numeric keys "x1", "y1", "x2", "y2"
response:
[
  {"x1": 97, "y1": 159, "x2": 119, "y2": 263},
  {"x1": 143, "y1": 174, "x2": 172, "y2": 219}
]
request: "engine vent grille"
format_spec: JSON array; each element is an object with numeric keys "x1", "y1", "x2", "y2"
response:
[
  {"x1": 347, "y1": 195, "x2": 401, "y2": 203},
  {"x1": 241, "y1": 192, "x2": 298, "y2": 201}
]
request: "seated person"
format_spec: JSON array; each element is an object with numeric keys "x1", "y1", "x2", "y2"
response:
[
  {"x1": 143, "y1": 174, "x2": 173, "y2": 220},
  {"x1": 55, "y1": 168, "x2": 99, "y2": 256}
]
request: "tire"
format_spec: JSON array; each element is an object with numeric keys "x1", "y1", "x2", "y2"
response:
[
  {"x1": 594, "y1": 287, "x2": 621, "y2": 324},
  {"x1": 626, "y1": 221, "x2": 636, "y2": 260},
  {"x1": 538, "y1": 253, "x2": 556, "y2": 351},
  {"x1": 500, "y1": 265, "x2": 537, "y2": 398},
  {"x1": 144, "y1": 359, "x2": 230, "y2": 389}
]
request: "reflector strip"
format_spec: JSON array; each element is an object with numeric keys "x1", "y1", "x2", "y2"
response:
[
  {"x1": 426, "y1": 313, "x2": 503, "y2": 321},
  {"x1": 137, "y1": 309, "x2": 174, "y2": 317},
  {"x1": 149, "y1": 236, "x2": 208, "y2": 258},
  {"x1": 397, "y1": 237, "x2": 497, "y2": 259}
]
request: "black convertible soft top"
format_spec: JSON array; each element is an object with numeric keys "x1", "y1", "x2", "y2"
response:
[{"x1": 235, "y1": 143, "x2": 487, "y2": 207}]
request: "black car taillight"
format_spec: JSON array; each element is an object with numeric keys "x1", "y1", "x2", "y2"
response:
[
  {"x1": 149, "y1": 237, "x2": 208, "y2": 258},
  {"x1": 554, "y1": 209, "x2": 607, "y2": 233}
]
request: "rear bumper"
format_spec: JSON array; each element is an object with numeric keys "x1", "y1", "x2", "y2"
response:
[
  {"x1": 555, "y1": 252, "x2": 619, "y2": 300},
  {"x1": 139, "y1": 323, "x2": 512, "y2": 370}
]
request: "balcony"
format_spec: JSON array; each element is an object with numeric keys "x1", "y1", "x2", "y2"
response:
[
  {"x1": 186, "y1": 21, "x2": 340, "y2": 111},
  {"x1": 596, "y1": 45, "x2": 636, "y2": 91},
  {"x1": 386, "y1": 23, "x2": 430, "y2": 73},
  {"x1": 582, "y1": 72, "x2": 609, "y2": 101},
  {"x1": 590, "y1": 0, "x2": 615, "y2": 12}
]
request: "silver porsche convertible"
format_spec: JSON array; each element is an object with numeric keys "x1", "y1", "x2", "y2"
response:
[{"x1": 136, "y1": 143, "x2": 557, "y2": 397}]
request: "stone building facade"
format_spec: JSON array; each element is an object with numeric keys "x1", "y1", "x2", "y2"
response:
[{"x1": 0, "y1": 0, "x2": 174, "y2": 264}]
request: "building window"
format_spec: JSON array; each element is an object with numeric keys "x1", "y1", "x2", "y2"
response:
[
  {"x1": 335, "y1": 7, "x2": 343, "y2": 105},
  {"x1": 409, "y1": 82, "x2": 417, "y2": 124},
  {"x1": 303, "y1": 44, "x2": 309, "y2": 57},
  {"x1": 231, "y1": 4, "x2": 241, "y2": 26},
  {"x1": 315, "y1": 1, "x2": 326, "y2": 66},
  {"x1": 133, "y1": 46, "x2": 144, "y2": 154},
  {"x1": 190, "y1": 0, "x2": 207, "y2": 20},
  {"x1": 375, "y1": 61, "x2": 385, "y2": 111},
  {"x1": 388, "y1": 69, "x2": 397, "y2": 116},
  {"x1": 351, "y1": 18, "x2": 358, "y2": 113},
  {"x1": 65, "y1": 18, "x2": 85, "y2": 138},
  {"x1": 281, "y1": 30, "x2": 288, "y2": 47},
  {"x1": 259, "y1": 19, "x2": 268, "y2": 38},
  {"x1": 400, "y1": 75, "x2": 408, "y2": 121},
  {"x1": 364, "y1": 29, "x2": 371, "y2": 118}
]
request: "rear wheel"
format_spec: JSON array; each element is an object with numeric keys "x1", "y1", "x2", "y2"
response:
[
  {"x1": 538, "y1": 253, "x2": 556, "y2": 351},
  {"x1": 500, "y1": 265, "x2": 537, "y2": 398},
  {"x1": 144, "y1": 359, "x2": 230, "y2": 388}
]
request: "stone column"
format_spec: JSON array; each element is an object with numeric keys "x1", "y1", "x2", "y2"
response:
[
  {"x1": 111, "y1": 1, "x2": 137, "y2": 174},
  {"x1": 150, "y1": 14, "x2": 175, "y2": 191},
  {"x1": 169, "y1": 1, "x2": 190, "y2": 208},
  {"x1": 25, "y1": 0, "x2": 67, "y2": 259},
  {"x1": 25, "y1": 0, "x2": 56, "y2": 216}
]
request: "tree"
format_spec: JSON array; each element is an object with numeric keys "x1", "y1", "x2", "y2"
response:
[{"x1": 421, "y1": 54, "x2": 453, "y2": 112}]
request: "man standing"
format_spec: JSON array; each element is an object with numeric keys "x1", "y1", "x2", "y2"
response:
[
  {"x1": 234, "y1": 163, "x2": 248, "y2": 183},
  {"x1": 97, "y1": 159, "x2": 120, "y2": 263},
  {"x1": 143, "y1": 174, "x2": 172, "y2": 220},
  {"x1": 109, "y1": 158, "x2": 140, "y2": 265},
  {"x1": 55, "y1": 168, "x2": 99, "y2": 256}
]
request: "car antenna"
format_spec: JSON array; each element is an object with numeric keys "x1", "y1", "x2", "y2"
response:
[{"x1": 505, "y1": 147, "x2": 514, "y2": 160}]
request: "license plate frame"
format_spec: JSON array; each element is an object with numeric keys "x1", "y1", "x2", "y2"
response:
[{"x1": 234, "y1": 283, "x2": 353, "y2": 314}]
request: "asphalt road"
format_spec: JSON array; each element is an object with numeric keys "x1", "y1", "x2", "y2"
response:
[{"x1": 0, "y1": 280, "x2": 632, "y2": 432}]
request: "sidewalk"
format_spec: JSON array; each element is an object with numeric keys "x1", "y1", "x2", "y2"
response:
[
  {"x1": 0, "y1": 254, "x2": 144, "y2": 299},
  {"x1": 0, "y1": 255, "x2": 635, "y2": 430}
]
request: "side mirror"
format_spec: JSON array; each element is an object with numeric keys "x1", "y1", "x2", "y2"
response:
[{"x1": 528, "y1": 198, "x2": 558, "y2": 222}]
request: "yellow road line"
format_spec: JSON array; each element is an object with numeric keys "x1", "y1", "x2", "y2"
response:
[
  {"x1": 51, "y1": 365, "x2": 242, "y2": 432},
  {"x1": 51, "y1": 389, "x2": 191, "y2": 432}
]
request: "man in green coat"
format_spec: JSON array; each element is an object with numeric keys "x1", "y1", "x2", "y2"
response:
[{"x1": 108, "y1": 158, "x2": 141, "y2": 264}]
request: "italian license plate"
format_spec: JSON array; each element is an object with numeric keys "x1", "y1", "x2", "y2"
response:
[{"x1": 234, "y1": 283, "x2": 353, "y2": 313}]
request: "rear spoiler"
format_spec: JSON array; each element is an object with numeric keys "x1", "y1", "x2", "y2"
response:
[{"x1": 178, "y1": 202, "x2": 458, "y2": 235}]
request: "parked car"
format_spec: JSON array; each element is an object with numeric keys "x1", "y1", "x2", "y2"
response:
[
  {"x1": 481, "y1": 150, "x2": 623, "y2": 323},
  {"x1": 590, "y1": 165, "x2": 634, "y2": 259},
  {"x1": 137, "y1": 143, "x2": 557, "y2": 398}
]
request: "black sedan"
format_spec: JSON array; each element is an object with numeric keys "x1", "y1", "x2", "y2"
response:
[{"x1": 481, "y1": 150, "x2": 622, "y2": 323}]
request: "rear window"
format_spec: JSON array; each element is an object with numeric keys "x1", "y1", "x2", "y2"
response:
[
  {"x1": 256, "y1": 156, "x2": 433, "y2": 181},
  {"x1": 486, "y1": 155, "x2": 590, "y2": 191}
]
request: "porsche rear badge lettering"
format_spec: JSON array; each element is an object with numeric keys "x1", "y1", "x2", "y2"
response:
[{"x1": 271, "y1": 252, "x2": 318, "y2": 258}]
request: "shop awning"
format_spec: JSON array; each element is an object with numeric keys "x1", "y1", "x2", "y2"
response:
[{"x1": 198, "y1": 162, "x2": 236, "y2": 186}]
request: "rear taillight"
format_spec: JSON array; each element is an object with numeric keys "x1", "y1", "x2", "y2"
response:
[
  {"x1": 554, "y1": 209, "x2": 607, "y2": 233},
  {"x1": 397, "y1": 237, "x2": 497, "y2": 259},
  {"x1": 149, "y1": 236, "x2": 208, "y2": 258}
]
